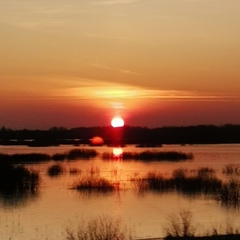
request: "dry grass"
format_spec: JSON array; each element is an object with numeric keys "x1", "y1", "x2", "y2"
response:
[{"x1": 65, "y1": 216, "x2": 133, "y2": 240}]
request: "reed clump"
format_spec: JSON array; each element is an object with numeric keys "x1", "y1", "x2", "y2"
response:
[
  {"x1": 0, "y1": 161, "x2": 40, "y2": 195},
  {"x1": 124, "y1": 150, "x2": 193, "y2": 161},
  {"x1": 0, "y1": 148, "x2": 98, "y2": 164},
  {"x1": 218, "y1": 179, "x2": 240, "y2": 207},
  {"x1": 66, "y1": 149, "x2": 98, "y2": 160},
  {"x1": 65, "y1": 215, "x2": 133, "y2": 240},
  {"x1": 51, "y1": 149, "x2": 99, "y2": 161},
  {"x1": 163, "y1": 209, "x2": 195, "y2": 238},
  {"x1": 0, "y1": 153, "x2": 50, "y2": 163},
  {"x1": 222, "y1": 164, "x2": 240, "y2": 175},
  {"x1": 102, "y1": 150, "x2": 193, "y2": 161},
  {"x1": 163, "y1": 209, "x2": 240, "y2": 240},
  {"x1": 47, "y1": 164, "x2": 64, "y2": 177},
  {"x1": 51, "y1": 153, "x2": 66, "y2": 161},
  {"x1": 173, "y1": 168, "x2": 222, "y2": 195},
  {"x1": 69, "y1": 168, "x2": 81, "y2": 175},
  {"x1": 134, "y1": 172, "x2": 174, "y2": 192},
  {"x1": 132, "y1": 167, "x2": 240, "y2": 206},
  {"x1": 132, "y1": 167, "x2": 222, "y2": 195},
  {"x1": 73, "y1": 177, "x2": 115, "y2": 192},
  {"x1": 72, "y1": 167, "x2": 115, "y2": 192}
]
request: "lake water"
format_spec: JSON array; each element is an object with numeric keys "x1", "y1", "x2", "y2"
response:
[{"x1": 0, "y1": 144, "x2": 240, "y2": 239}]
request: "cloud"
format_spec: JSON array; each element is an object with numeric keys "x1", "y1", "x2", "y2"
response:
[
  {"x1": 88, "y1": 62, "x2": 140, "y2": 76},
  {"x1": 91, "y1": 0, "x2": 141, "y2": 5},
  {"x1": 50, "y1": 78, "x2": 240, "y2": 102},
  {"x1": 0, "y1": 1, "x2": 87, "y2": 30}
]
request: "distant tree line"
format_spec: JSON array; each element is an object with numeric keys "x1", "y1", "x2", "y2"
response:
[{"x1": 0, "y1": 124, "x2": 240, "y2": 145}]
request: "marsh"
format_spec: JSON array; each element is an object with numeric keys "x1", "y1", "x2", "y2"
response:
[{"x1": 0, "y1": 144, "x2": 240, "y2": 239}]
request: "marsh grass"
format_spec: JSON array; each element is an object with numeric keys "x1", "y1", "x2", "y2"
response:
[
  {"x1": 72, "y1": 167, "x2": 116, "y2": 192},
  {"x1": 131, "y1": 168, "x2": 222, "y2": 195},
  {"x1": 0, "y1": 149, "x2": 191, "y2": 163},
  {"x1": 66, "y1": 149, "x2": 98, "y2": 160},
  {"x1": 71, "y1": 165, "x2": 240, "y2": 205},
  {"x1": 131, "y1": 167, "x2": 240, "y2": 207},
  {"x1": 218, "y1": 179, "x2": 240, "y2": 207},
  {"x1": 69, "y1": 168, "x2": 81, "y2": 175},
  {"x1": 0, "y1": 153, "x2": 50, "y2": 163},
  {"x1": 222, "y1": 164, "x2": 240, "y2": 175},
  {"x1": 0, "y1": 148, "x2": 98, "y2": 164},
  {"x1": 64, "y1": 212, "x2": 240, "y2": 240},
  {"x1": 173, "y1": 168, "x2": 222, "y2": 195},
  {"x1": 51, "y1": 149, "x2": 98, "y2": 161},
  {"x1": 124, "y1": 150, "x2": 193, "y2": 161},
  {"x1": 47, "y1": 164, "x2": 64, "y2": 177},
  {"x1": 0, "y1": 161, "x2": 40, "y2": 195},
  {"x1": 73, "y1": 177, "x2": 115, "y2": 192},
  {"x1": 163, "y1": 210, "x2": 240, "y2": 240},
  {"x1": 52, "y1": 153, "x2": 66, "y2": 161},
  {"x1": 163, "y1": 209, "x2": 195, "y2": 238},
  {"x1": 164, "y1": 230, "x2": 240, "y2": 239},
  {"x1": 102, "y1": 150, "x2": 193, "y2": 161},
  {"x1": 65, "y1": 215, "x2": 133, "y2": 240}
]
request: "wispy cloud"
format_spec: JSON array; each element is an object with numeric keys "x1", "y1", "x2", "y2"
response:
[
  {"x1": 50, "y1": 78, "x2": 240, "y2": 102},
  {"x1": 4, "y1": 76, "x2": 239, "y2": 111},
  {"x1": 88, "y1": 62, "x2": 140, "y2": 76},
  {"x1": 83, "y1": 32, "x2": 137, "y2": 43},
  {"x1": 0, "y1": 1, "x2": 87, "y2": 30},
  {"x1": 91, "y1": 0, "x2": 141, "y2": 6}
]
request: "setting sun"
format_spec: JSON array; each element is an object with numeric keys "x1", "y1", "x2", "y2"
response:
[{"x1": 111, "y1": 116, "x2": 124, "y2": 128}]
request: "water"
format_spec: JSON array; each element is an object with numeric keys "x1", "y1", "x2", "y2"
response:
[{"x1": 0, "y1": 144, "x2": 240, "y2": 239}]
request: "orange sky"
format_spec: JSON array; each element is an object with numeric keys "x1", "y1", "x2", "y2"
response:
[{"x1": 1, "y1": 0, "x2": 240, "y2": 129}]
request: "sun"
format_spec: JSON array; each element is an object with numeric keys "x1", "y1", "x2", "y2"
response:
[{"x1": 111, "y1": 116, "x2": 124, "y2": 128}]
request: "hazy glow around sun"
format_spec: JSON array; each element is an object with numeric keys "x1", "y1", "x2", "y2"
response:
[{"x1": 52, "y1": 80, "x2": 236, "y2": 102}]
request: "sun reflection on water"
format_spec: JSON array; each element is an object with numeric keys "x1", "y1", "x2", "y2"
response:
[{"x1": 112, "y1": 147, "x2": 123, "y2": 160}]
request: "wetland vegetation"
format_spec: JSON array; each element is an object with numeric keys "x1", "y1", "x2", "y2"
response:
[
  {"x1": 163, "y1": 209, "x2": 240, "y2": 240},
  {"x1": 65, "y1": 215, "x2": 133, "y2": 240},
  {"x1": 102, "y1": 150, "x2": 193, "y2": 162},
  {"x1": 71, "y1": 166, "x2": 115, "y2": 192},
  {"x1": 131, "y1": 167, "x2": 240, "y2": 207},
  {"x1": 0, "y1": 149, "x2": 193, "y2": 163},
  {"x1": 0, "y1": 161, "x2": 40, "y2": 206},
  {"x1": 0, "y1": 144, "x2": 240, "y2": 239},
  {"x1": 0, "y1": 151, "x2": 239, "y2": 207},
  {"x1": 0, "y1": 148, "x2": 98, "y2": 163},
  {"x1": 64, "y1": 211, "x2": 240, "y2": 240},
  {"x1": 47, "y1": 164, "x2": 65, "y2": 177},
  {"x1": 0, "y1": 161, "x2": 39, "y2": 195}
]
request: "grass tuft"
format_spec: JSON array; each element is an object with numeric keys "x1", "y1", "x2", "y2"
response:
[
  {"x1": 218, "y1": 179, "x2": 240, "y2": 207},
  {"x1": 47, "y1": 164, "x2": 64, "y2": 177},
  {"x1": 67, "y1": 149, "x2": 98, "y2": 160},
  {"x1": 222, "y1": 164, "x2": 240, "y2": 175},
  {"x1": 72, "y1": 167, "x2": 116, "y2": 192},
  {"x1": 65, "y1": 215, "x2": 133, "y2": 240},
  {"x1": 0, "y1": 161, "x2": 40, "y2": 196},
  {"x1": 102, "y1": 150, "x2": 193, "y2": 161}
]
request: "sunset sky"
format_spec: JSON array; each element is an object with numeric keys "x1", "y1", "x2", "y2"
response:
[{"x1": 1, "y1": 0, "x2": 240, "y2": 129}]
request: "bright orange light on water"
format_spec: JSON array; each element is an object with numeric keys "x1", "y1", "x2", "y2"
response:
[
  {"x1": 111, "y1": 116, "x2": 124, "y2": 128},
  {"x1": 113, "y1": 147, "x2": 123, "y2": 156},
  {"x1": 112, "y1": 147, "x2": 123, "y2": 159}
]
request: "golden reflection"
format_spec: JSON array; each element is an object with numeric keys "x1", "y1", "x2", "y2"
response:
[{"x1": 112, "y1": 147, "x2": 123, "y2": 160}]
